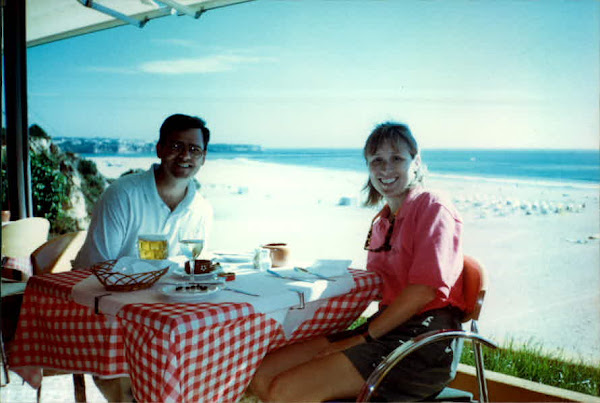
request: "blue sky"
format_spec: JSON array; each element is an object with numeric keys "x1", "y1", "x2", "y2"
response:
[{"x1": 22, "y1": 0, "x2": 600, "y2": 149}]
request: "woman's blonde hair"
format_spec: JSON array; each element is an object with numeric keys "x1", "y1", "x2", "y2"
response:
[{"x1": 363, "y1": 122, "x2": 427, "y2": 207}]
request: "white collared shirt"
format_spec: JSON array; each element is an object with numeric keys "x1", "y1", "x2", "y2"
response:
[{"x1": 73, "y1": 164, "x2": 213, "y2": 268}]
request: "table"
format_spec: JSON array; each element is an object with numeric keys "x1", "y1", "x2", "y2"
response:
[{"x1": 8, "y1": 268, "x2": 380, "y2": 402}]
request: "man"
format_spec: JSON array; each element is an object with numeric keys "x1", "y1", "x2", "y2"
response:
[
  {"x1": 74, "y1": 113, "x2": 213, "y2": 268},
  {"x1": 73, "y1": 113, "x2": 213, "y2": 401}
]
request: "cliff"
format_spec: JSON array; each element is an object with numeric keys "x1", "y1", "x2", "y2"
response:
[{"x1": 1, "y1": 136, "x2": 108, "y2": 233}]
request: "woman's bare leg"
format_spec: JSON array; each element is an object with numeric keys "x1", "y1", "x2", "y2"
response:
[
  {"x1": 250, "y1": 336, "x2": 330, "y2": 398},
  {"x1": 266, "y1": 352, "x2": 364, "y2": 402}
]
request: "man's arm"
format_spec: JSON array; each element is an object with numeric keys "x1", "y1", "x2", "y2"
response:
[{"x1": 73, "y1": 186, "x2": 128, "y2": 269}]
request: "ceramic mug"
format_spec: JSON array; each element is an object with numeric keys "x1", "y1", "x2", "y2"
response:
[
  {"x1": 261, "y1": 243, "x2": 290, "y2": 268},
  {"x1": 185, "y1": 259, "x2": 213, "y2": 275}
]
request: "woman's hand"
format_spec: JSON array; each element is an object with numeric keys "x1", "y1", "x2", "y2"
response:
[{"x1": 315, "y1": 334, "x2": 365, "y2": 359}]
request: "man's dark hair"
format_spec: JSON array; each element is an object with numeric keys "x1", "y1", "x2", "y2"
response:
[{"x1": 158, "y1": 114, "x2": 210, "y2": 150}]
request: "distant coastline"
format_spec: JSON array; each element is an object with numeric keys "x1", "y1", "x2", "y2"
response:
[{"x1": 54, "y1": 136, "x2": 262, "y2": 154}]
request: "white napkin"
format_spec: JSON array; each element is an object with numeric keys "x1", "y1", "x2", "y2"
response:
[
  {"x1": 112, "y1": 256, "x2": 170, "y2": 275},
  {"x1": 306, "y1": 259, "x2": 351, "y2": 277},
  {"x1": 269, "y1": 263, "x2": 351, "y2": 298}
]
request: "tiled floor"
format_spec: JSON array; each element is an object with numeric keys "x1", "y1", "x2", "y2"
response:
[
  {"x1": 1, "y1": 370, "x2": 105, "y2": 403},
  {"x1": 1, "y1": 370, "x2": 262, "y2": 402}
]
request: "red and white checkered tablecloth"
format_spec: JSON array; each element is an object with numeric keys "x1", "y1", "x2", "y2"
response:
[
  {"x1": 9, "y1": 269, "x2": 381, "y2": 402},
  {"x1": 1, "y1": 256, "x2": 34, "y2": 280}
]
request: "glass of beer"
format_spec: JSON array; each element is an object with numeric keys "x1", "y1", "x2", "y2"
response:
[{"x1": 138, "y1": 234, "x2": 168, "y2": 260}]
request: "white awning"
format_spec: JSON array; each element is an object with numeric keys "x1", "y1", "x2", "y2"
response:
[{"x1": 26, "y1": 0, "x2": 253, "y2": 47}]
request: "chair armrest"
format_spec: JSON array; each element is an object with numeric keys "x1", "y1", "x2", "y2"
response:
[{"x1": 357, "y1": 329, "x2": 498, "y2": 402}]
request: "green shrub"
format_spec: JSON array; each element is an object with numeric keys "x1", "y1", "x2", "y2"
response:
[
  {"x1": 30, "y1": 151, "x2": 70, "y2": 230},
  {"x1": 2, "y1": 125, "x2": 107, "y2": 233},
  {"x1": 51, "y1": 212, "x2": 80, "y2": 235},
  {"x1": 81, "y1": 174, "x2": 105, "y2": 213},
  {"x1": 77, "y1": 158, "x2": 106, "y2": 215},
  {"x1": 29, "y1": 124, "x2": 51, "y2": 139},
  {"x1": 77, "y1": 159, "x2": 99, "y2": 176},
  {"x1": 461, "y1": 339, "x2": 600, "y2": 396}
]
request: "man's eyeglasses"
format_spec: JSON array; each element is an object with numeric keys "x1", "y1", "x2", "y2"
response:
[
  {"x1": 364, "y1": 214, "x2": 395, "y2": 252},
  {"x1": 167, "y1": 141, "x2": 205, "y2": 158}
]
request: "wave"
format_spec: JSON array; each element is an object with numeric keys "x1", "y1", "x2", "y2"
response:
[{"x1": 428, "y1": 172, "x2": 600, "y2": 190}]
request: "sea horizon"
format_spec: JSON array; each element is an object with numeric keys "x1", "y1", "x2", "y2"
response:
[{"x1": 84, "y1": 147, "x2": 600, "y2": 187}]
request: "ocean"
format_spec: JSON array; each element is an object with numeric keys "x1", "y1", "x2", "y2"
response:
[
  {"x1": 207, "y1": 148, "x2": 600, "y2": 186},
  {"x1": 87, "y1": 148, "x2": 600, "y2": 186}
]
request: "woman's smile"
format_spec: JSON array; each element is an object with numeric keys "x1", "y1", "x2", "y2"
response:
[
  {"x1": 379, "y1": 177, "x2": 398, "y2": 185},
  {"x1": 366, "y1": 139, "x2": 418, "y2": 211}
]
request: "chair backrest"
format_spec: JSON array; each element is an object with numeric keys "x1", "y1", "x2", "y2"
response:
[
  {"x1": 1, "y1": 217, "x2": 50, "y2": 258},
  {"x1": 461, "y1": 255, "x2": 488, "y2": 323},
  {"x1": 31, "y1": 231, "x2": 87, "y2": 275}
]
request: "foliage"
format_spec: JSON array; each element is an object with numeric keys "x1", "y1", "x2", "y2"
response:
[
  {"x1": 1, "y1": 126, "x2": 65, "y2": 215},
  {"x1": 77, "y1": 158, "x2": 99, "y2": 176},
  {"x1": 29, "y1": 124, "x2": 51, "y2": 139},
  {"x1": 51, "y1": 212, "x2": 80, "y2": 235},
  {"x1": 461, "y1": 339, "x2": 600, "y2": 396},
  {"x1": 30, "y1": 152, "x2": 70, "y2": 227},
  {"x1": 347, "y1": 316, "x2": 367, "y2": 330},
  {"x1": 77, "y1": 158, "x2": 106, "y2": 215},
  {"x1": 2, "y1": 124, "x2": 108, "y2": 233}
]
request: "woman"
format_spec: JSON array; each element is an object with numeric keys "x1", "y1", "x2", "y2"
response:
[{"x1": 249, "y1": 122, "x2": 466, "y2": 402}]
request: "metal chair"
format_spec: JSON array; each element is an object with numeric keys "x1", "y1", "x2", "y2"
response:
[{"x1": 356, "y1": 255, "x2": 498, "y2": 403}]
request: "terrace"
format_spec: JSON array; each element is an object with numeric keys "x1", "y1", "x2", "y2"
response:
[{"x1": 2, "y1": 1, "x2": 599, "y2": 402}]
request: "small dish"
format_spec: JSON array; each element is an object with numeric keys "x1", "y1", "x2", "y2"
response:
[{"x1": 160, "y1": 283, "x2": 222, "y2": 301}]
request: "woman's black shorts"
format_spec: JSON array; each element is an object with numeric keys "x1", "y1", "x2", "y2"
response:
[{"x1": 327, "y1": 305, "x2": 463, "y2": 402}]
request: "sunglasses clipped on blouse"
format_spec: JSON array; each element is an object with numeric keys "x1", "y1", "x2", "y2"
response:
[{"x1": 363, "y1": 213, "x2": 395, "y2": 252}]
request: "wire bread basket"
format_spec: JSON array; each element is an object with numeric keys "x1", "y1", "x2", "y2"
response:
[{"x1": 91, "y1": 260, "x2": 169, "y2": 292}]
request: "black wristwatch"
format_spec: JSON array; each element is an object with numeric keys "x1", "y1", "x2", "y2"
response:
[{"x1": 362, "y1": 329, "x2": 375, "y2": 343}]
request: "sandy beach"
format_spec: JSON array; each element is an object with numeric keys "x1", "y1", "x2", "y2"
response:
[{"x1": 88, "y1": 155, "x2": 600, "y2": 365}]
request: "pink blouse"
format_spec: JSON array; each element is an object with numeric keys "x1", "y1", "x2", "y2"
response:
[{"x1": 366, "y1": 188, "x2": 466, "y2": 313}]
